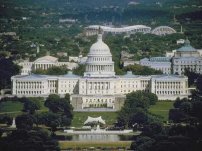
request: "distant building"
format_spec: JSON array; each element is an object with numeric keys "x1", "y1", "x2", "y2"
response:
[
  {"x1": 22, "y1": 17, "x2": 30, "y2": 20},
  {"x1": 57, "y1": 52, "x2": 68, "y2": 57},
  {"x1": 84, "y1": 25, "x2": 151, "y2": 36},
  {"x1": 128, "y1": 1, "x2": 140, "y2": 5},
  {"x1": 151, "y1": 26, "x2": 176, "y2": 36},
  {"x1": 177, "y1": 39, "x2": 185, "y2": 44},
  {"x1": 166, "y1": 50, "x2": 176, "y2": 58},
  {"x1": 69, "y1": 55, "x2": 87, "y2": 64},
  {"x1": 85, "y1": 25, "x2": 177, "y2": 37},
  {"x1": 172, "y1": 39, "x2": 202, "y2": 75},
  {"x1": 59, "y1": 19, "x2": 77, "y2": 23},
  {"x1": 0, "y1": 32, "x2": 16, "y2": 36},
  {"x1": 139, "y1": 57, "x2": 171, "y2": 74},
  {"x1": 121, "y1": 51, "x2": 135, "y2": 67},
  {"x1": 140, "y1": 40, "x2": 202, "y2": 75},
  {"x1": 18, "y1": 55, "x2": 78, "y2": 75},
  {"x1": 123, "y1": 60, "x2": 136, "y2": 67}
]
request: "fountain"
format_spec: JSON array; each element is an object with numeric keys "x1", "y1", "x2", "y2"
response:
[
  {"x1": 10, "y1": 118, "x2": 16, "y2": 128},
  {"x1": 64, "y1": 116, "x2": 136, "y2": 141}
]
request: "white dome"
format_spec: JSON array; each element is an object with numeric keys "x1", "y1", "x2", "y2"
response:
[
  {"x1": 89, "y1": 34, "x2": 111, "y2": 55},
  {"x1": 84, "y1": 33, "x2": 115, "y2": 77}
]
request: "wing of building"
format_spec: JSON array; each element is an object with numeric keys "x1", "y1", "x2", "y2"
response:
[
  {"x1": 11, "y1": 34, "x2": 190, "y2": 111},
  {"x1": 139, "y1": 57, "x2": 172, "y2": 74},
  {"x1": 18, "y1": 55, "x2": 78, "y2": 75}
]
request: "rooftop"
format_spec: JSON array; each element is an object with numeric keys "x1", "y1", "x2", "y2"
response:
[
  {"x1": 34, "y1": 55, "x2": 58, "y2": 63},
  {"x1": 177, "y1": 39, "x2": 196, "y2": 52},
  {"x1": 152, "y1": 74, "x2": 187, "y2": 81},
  {"x1": 12, "y1": 71, "x2": 81, "y2": 80},
  {"x1": 86, "y1": 25, "x2": 151, "y2": 32}
]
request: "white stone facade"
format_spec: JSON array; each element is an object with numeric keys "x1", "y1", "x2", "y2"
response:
[
  {"x1": 12, "y1": 34, "x2": 190, "y2": 111},
  {"x1": 139, "y1": 57, "x2": 171, "y2": 74}
]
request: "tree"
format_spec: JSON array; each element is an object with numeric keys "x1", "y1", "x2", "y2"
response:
[
  {"x1": 117, "y1": 91, "x2": 158, "y2": 127},
  {"x1": 44, "y1": 94, "x2": 73, "y2": 128},
  {"x1": 0, "y1": 129, "x2": 60, "y2": 151},
  {"x1": 0, "y1": 115, "x2": 12, "y2": 126},
  {"x1": 151, "y1": 136, "x2": 195, "y2": 151},
  {"x1": 147, "y1": 93, "x2": 158, "y2": 105},
  {"x1": 44, "y1": 94, "x2": 60, "y2": 112},
  {"x1": 0, "y1": 57, "x2": 20, "y2": 89},
  {"x1": 45, "y1": 95, "x2": 73, "y2": 116},
  {"x1": 124, "y1": 64, "x2": 163, "y2": 75},
  {"x1": 32, "y1": 66, "x2": 68, "y2": 75},
  {"x1": 184, "y1": 69, "x2": 199, "y2": 87},
  {"x1": 129, "y1": 110, "x2": 148, "y2": 127},
  {"x1": 23, "y1": 99, "x2": 40, "y2": 114},
  {"x1": 73, "y1": 64, "x2": 86, "y2": 76},
  {"x1": 64, "y1": 93, "x2": 71, "y2": 103},
  {"x1": 191, "y1": 101, "x2": 202, "y2": 123},
  {"x1": 196, "y1": 75, "x2": 202, "y2": 94},
  {"x1": 142, "y1": 122, "x2": 163, "y2": 137},
  {"x1": 47, "y1": 66, "x2": 68, "y2": 75},
  {"x1": 173, "y1": 97, "x2": 182, "y2": 108},
  {"x1": 131, "y1": 136, "x2": 155, "y2": 151},
  {"x1": 15, "y1": 114, "x2": 34, "y2": 130},
  {"x1": 179, "y1": 102, "x2": 192, "y2": 114},
  {"x1": 0, "y1": 128, "x2": 3, "y2": 138},
  {"x1": 169, "y1": 108, "x2": 186, "y2": 123},
  {"x1": 124, "y1": 91, "x2": 151, "y2": 110}
]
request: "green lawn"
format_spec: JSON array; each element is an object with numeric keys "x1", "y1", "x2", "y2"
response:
[
  {"x1": 0, "y1": 100, "x2": 48, "y2": 117},
  {"x1": 0, "y1": 100, "x2": 173, "y2": 123},
  {"x1": 149, "y1": 101, "x2": 174, "y2": 121},
  {"x1": 71, "y1": 112, "x2": 118, "y2": 127},
  {"x1": 0, "y1": 101, "x2": 23, "y2": 113},
  {"x1": 59, "y1": 141, "x2": 131, "y2": 150}
]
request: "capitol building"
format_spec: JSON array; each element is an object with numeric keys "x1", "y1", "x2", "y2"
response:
[{"x1": 12, "y1": 33, "x2": 190, "y2": 111}]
